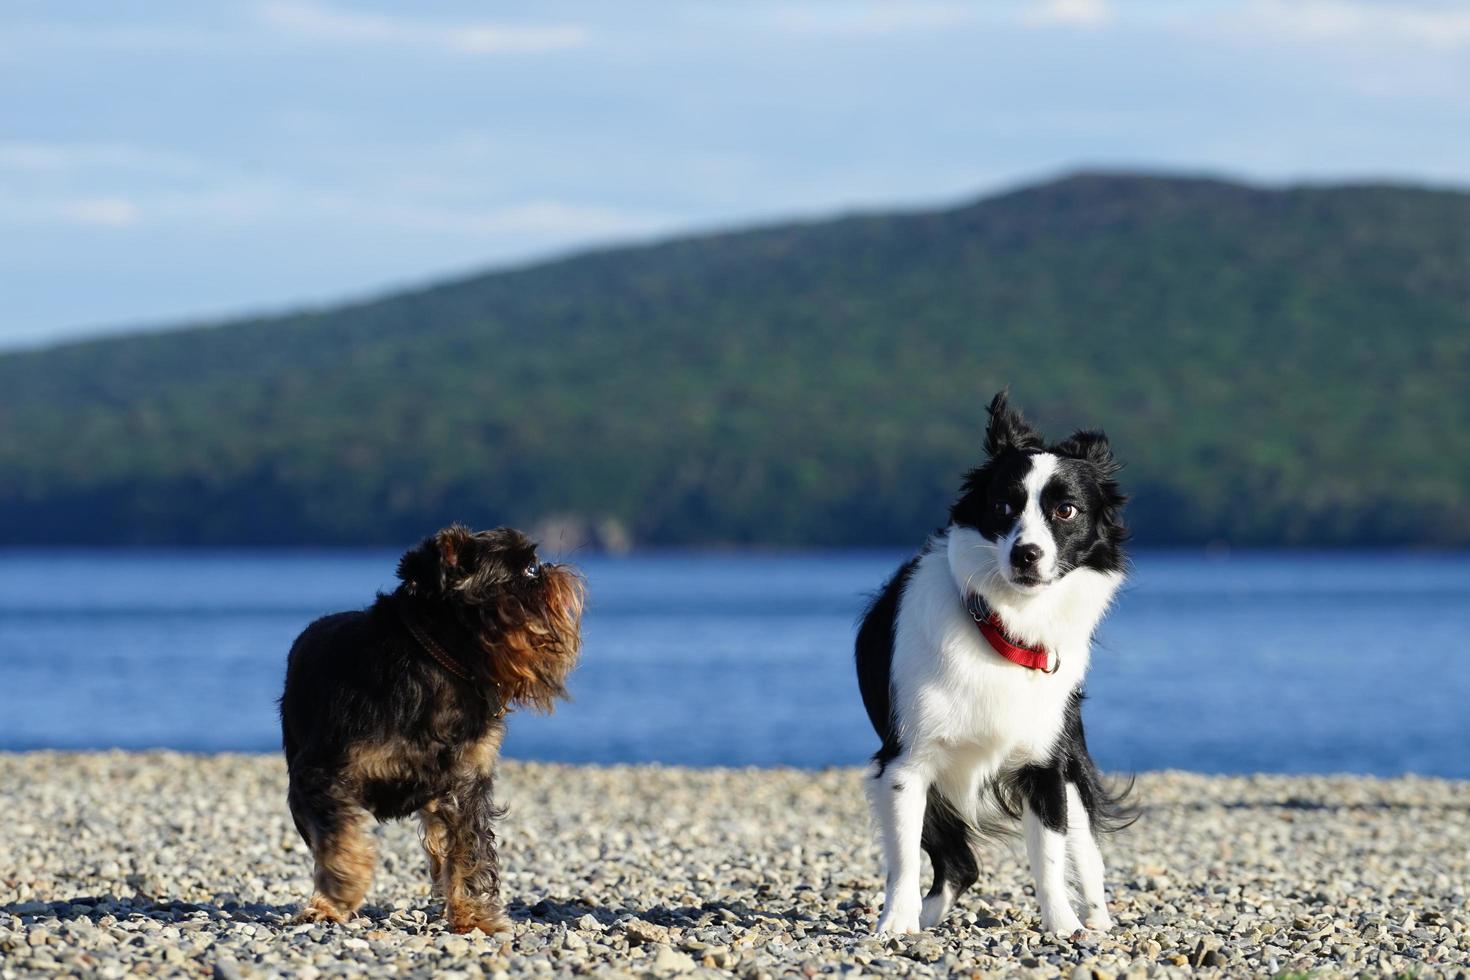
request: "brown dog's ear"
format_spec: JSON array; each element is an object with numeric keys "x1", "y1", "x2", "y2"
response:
[
  {"x1": 395, "y1": 538, "x2": 442, "y2": 596},
  {"x1": 434, "y1": 525, "x2": 471, "y2": 569},
  {"x1": 396, "y1": 525, "x2": 471, "y2": 596}
]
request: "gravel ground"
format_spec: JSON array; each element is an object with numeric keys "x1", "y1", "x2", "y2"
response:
[{"x1": 2, "y1": 753, "x2": 1467, "y2": 979}]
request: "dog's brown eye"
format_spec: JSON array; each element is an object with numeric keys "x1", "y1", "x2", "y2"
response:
[
  {"x1": 993, "y1": 501, "x2": 1014, "y2": 518},
  {"x1": 523, "y1": 562, "x2": 540, "y2": 578},
  {"x1": 1054, "y1": 503, "x2": 1078, "y2": 520}
]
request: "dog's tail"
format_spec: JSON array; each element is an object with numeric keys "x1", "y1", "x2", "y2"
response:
[
  {"x1": 1065, "y1": 690, "x2": 1139, "y2": 835},
  {"x1": 980, "y1": 763, "x2": 1137, "y2": 838},
  {"x1": 983, "y1": 692, "x2": 1139, "y2": 837},
  {"x1": 1068, "y1": 752, "x2": 1139, "y2": 835}
]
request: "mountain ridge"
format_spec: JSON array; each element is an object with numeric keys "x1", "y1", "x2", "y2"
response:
[{"x1": 4, "y1": 171, "x2": 1468, "y2": 547}]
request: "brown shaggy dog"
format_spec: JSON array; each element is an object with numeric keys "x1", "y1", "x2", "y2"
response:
[{"x1": 279, "y1": 525, "x2": 584, "y2": 932}]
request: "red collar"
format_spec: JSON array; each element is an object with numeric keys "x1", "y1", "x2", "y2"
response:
[{"x1": 965, "y1": 594, "x2": 1058, "y2": 673}]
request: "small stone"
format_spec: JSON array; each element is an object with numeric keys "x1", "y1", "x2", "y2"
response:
[
  {"x1": 650, "y1": 944, "x2": 696, "y2": 973},
  {"x1": 703, "y1": 946, "x2": 735, "y2": 968},
  {"x1": 624, "y1": 920, "x2": 670, "y2": 947},
  {"x1": 903, "y1": 939, "x2": 943, "y2": 963}
]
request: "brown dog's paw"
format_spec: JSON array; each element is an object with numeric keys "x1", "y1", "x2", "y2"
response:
[
  {"x1": 447, "y1": 904, "x2": 511, "y2": 935},
  {"x1": 294, "y1": 895, "x2": 350, "y2": 925}
]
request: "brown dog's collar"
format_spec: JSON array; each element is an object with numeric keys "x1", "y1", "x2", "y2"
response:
[
  {"x1": 397, "y1": 605, "x2": 473, "y2": 681},
  {"x1": 392, "y1": 594, "x2": 505, "y2": 714}
]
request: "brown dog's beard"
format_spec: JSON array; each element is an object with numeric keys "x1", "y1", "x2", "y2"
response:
[{"x1": 472, "y1": 565, "x2": 586, "y2": 713}]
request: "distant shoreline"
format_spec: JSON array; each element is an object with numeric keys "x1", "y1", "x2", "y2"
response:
[
  {"x1": 6, "y1": 543, "x2": 1470, "y2": 555},
  {"x1": 3, "y1": 749, "x2": 1467, "y2": 783},
  {"x1": 2, "y1": 752, "x2": 1465, "y2": 976}
]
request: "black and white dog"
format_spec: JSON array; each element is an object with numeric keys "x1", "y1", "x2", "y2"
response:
[{"x1": 855, "y1": 392, "x2": 1132, "y2": 937}]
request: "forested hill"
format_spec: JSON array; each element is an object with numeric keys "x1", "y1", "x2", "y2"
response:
[{"x1": 3, "y1": 173, "x2": 1468, "y2": 548}]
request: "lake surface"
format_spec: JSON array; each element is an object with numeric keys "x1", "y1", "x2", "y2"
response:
[{"x1": 1, "y1": 550, "x2": 1467, "y2": 777}]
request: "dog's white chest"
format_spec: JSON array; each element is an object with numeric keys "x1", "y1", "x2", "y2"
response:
[{"x1": 889, "y1": 546, "x2": 1114, "y2": 767}]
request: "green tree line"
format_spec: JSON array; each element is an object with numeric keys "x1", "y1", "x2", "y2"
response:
[{"x1": 2, "y1": 173, "x2": 1467, "y2": 547}]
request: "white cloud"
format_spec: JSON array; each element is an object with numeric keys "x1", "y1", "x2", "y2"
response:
[
  {"x1": 0, "y1": 141, "x2": 202, "y2": 177},
  {"x1": 0, "y1": 172, "x2": 669, "y2": 242},
  {"x1": 767, "y1": 0, "x2": 1120, "y2": 36},
  {"x1": 769, "y1": 3, "x2": 984, "y2": 36},
  {"x1": 58, "y1": 197, "x2": 142, "y2": 228},
  {"x1": 339, "y1": 199, "x2": 673, "y2": 239},
  {"x1": 1229, "y1": 0, "x2": 1470, "y2": 50},
  {"x1": 256, "y1": 2, "x2": 589, "y2": 54},
  {"x1": 0, "y1": 23, "x2": 225, "y2": 55},
  {"x1": 1023, "y1": 0, "x2": 1114, "y2": 29}
]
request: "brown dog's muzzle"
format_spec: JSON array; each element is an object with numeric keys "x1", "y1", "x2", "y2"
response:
[{"x1": 476, "y1": 564, "x2": 586, "y2": 713}]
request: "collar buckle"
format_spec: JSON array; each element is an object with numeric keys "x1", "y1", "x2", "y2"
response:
[{"x1": 965, "y1": 592, "x2": 1060, "y2": 674}]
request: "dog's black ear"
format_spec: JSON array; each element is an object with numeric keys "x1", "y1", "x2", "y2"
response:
[
  {"x1": 1056, "y1": 429, "x2": 1128, "y2": 550},
  {"x1": 1054, "y1": 428, "x2": 1120, "y2": 478},
  {"x1": 396, "y1": 525, "x2": 470, "y2": 596},
  {"x1": 985, "y1": 390, "x2": 1044, "y2": 456},
  {"x1": 396, "y1": 538, "x2": 444, "y2": 596}
]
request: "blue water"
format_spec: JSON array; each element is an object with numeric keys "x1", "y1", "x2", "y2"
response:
[{"x1": 1, "y1": 550, "x2": 1467, "y2": 777}]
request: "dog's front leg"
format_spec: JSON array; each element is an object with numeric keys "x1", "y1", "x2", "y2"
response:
[
  {"x1": 291, "y1": 800, "x2": 376, "y2": 925},
  {"x1": 867, "y1": 758, "x2": 929, "y2": 935},
  {"x1": 1021, "y1": 767, "x2": 1084, "y2": 937},
  {"x1": 1064, "y1": 783, "x2": 1112, "y2": 931},
  {"x1": 438, "y1": 776, "x2": 512, "y2": 934}
]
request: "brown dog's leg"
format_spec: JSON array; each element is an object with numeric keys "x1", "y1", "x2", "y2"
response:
[
  {"x1": 438, "y1": 777, "x2": 510, "y2": 934},
  {"x1": 418, "y1": 801, "x2": 449, "y2": 893},
  {"x1": 291, "y1": 789, "x2": 376, "y2": 924}
]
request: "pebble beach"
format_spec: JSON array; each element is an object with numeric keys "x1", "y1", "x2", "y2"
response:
[{"x1": 2, "y1": 753, "x2": 1467, "y2": 979}]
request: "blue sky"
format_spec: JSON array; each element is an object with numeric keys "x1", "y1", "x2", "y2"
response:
[{"x1": 3, "y1": 0, "x2": 1468, "y2": 347}]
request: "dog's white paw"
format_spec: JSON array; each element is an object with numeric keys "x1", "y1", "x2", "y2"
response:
[
  {"x1": 874, "y1": 902, "x2": 922, "y2": 936},
  {"x1": 1039, "y1": 907, "x2": 1084, "y2": 938},
  {"x1": 1084, "y1": 908, "x2": 1113, "y2": 933},
  {"x1": 918, "y1": 893, "x2": 952, "y2": 930}
]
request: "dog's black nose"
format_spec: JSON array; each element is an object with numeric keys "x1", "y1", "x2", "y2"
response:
[{"x1": 1011, "y1": 543, "x2": 1043, "y2": 569}]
